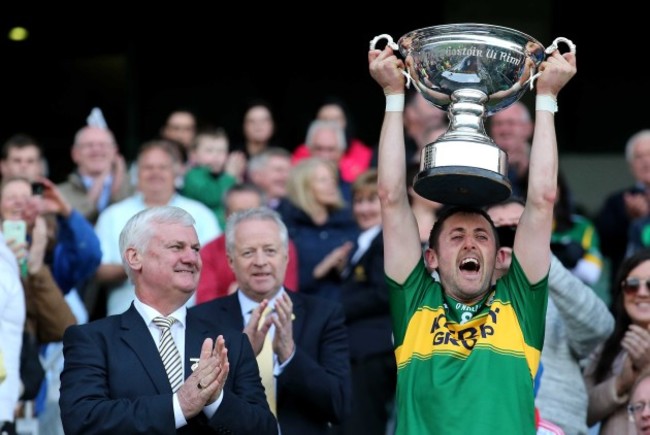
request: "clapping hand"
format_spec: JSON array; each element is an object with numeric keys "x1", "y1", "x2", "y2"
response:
[
  {"x1": 623, "y1": 191, "x2": 649, "y2": 220},
  {"x1": 272, "y1": 292, "x2": 295, "y2": 364},
  {"x1": 243, "y1": 299, "x2": 273, "y2": 356},
  {"x1": 178, "y1": 336, "x2": 229, "y2": 418},
  {"x1": 313, "y1": 241, "x2": 354, "y2": 279},
  {"x1": 616, "y1": 325, "x2": 650, "y2": 395},
  {"x1": 39, "y1": 178, "x2": 73, "y2": 217},
  {"x1": 622, "y1": 324, "x2": 650, "y2": 371}
]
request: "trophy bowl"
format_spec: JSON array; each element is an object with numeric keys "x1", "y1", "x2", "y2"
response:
[
  {"x1": 398, "y1": 23, "x2": 546, "y2": 114},
  {"x1": 388, "y1": 23, "x2": 547, "y2": 206}
]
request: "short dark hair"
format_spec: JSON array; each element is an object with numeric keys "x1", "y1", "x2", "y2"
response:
[
  {"x1": 428, "y1": 205, "x2": 499, "y2": 250},
  {"x1": 1, "y1": 134, "x2": 43, "y2": 160}
]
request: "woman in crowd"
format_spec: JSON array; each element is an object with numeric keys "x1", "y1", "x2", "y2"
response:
[
  {"x1": 0, "y1": 177, "x2": 76, "y2": 420},
  {"x1": 584, "y1": 248, "x2": 650, "y2": 434},
  {"x1": 278, "y1": 157, "x2": 358, "y2": 301},
  {"x1": 234, "y1": 99, "x2": 278, "y2": 160}
]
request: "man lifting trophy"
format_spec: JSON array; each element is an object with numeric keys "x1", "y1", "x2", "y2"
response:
[{"x1": 370, "y1": 23, "x2": 575, "y2": 205}]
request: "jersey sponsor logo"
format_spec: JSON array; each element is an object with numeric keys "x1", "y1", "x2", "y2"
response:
[{"x1": 395, "y1": 300, "x2": 540, "y2": 377}]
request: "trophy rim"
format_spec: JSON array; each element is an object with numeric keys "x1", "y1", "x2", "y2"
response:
[{"x1": 397, "y1": 22, "x2": 544, "y2": 50}]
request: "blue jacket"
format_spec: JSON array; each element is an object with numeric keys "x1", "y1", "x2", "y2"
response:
[
  {"x1": 278, "y1": 201, "x2": 358, "y2": 301},
  {"x1": 49, "y1": 210, "x2": 101, "y2": 293}
]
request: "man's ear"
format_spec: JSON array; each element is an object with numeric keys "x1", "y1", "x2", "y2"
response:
[
  {"x1": 70, "y1": 147, "x2": 80, "y2": 165},
  {"x1": 125, "y1": 247, "x2": 142, "y2": 272},
  {"x1": 495, "y1": 247, "x2": 513, "y2": 272},
  {"x1": 424, "y1": 247, "x2": 438, "y2": 271}
]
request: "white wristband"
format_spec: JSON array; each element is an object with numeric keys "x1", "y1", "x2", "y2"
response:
[
  {"x1": 536, "y1": 95, "x2": 558, "y2": 113},
  {"x1": 385, "y1": 94, "x2": 405, "y2": 112}
]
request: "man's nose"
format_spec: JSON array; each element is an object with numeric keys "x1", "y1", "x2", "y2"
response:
[
  {"x1": 180, "y1": 247, "x2": 200, "y2": 263},
  {"x1": 462, "y1": 237, "x2": 477, "y2": 249},
  {"x1": 252, "y1": 250, "x2": 268, "y2": 265}
]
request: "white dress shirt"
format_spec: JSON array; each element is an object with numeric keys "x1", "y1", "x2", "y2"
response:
[{"x1": 134, "y1": 298, "x2": 222, "y2": 428}]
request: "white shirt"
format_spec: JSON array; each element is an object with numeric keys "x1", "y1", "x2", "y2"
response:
[
  {"x1": 350, "y1": 225, "x2": 381, "y2": 265},
  {"x1": 133, "y1": 298, "x2": 222, "y2": 428}
]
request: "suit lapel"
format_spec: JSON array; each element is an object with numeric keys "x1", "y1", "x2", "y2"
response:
[
  {"x1": 345, "y1": 230, "x2": 382, "y2": 281},
  {"x1": 288, "y1": 292, "x2": 305, "y2": 341},
  {"x1": 119, "y1": 305, "x2": 171, "y2": 393},
  {"x1": 221, "y1": 293, "x2": 246, "y2": 328},
  {"x1": 360, "y1": 230, "x2": 382, "y2": 265}
]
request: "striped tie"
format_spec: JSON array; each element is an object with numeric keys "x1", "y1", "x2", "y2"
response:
[{"x1": 153, "y1": 316, "x2": 183, "y2": 392}]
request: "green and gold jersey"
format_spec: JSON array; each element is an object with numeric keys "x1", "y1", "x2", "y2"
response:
[{"x1": 389, "y1": 255, "x2": 548, "y2": 435}]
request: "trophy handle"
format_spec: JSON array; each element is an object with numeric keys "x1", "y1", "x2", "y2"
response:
[
  {"x1": 526, "y1": 37, "x2": 577, "y2": 90},
  {"x1": 546, "y1": 37, "x2": 577, "y2": 55},
  {"x1": 369, "y1": 34, "x2": 414, "y2": 89},
  {"x1": 369, "y1": 34, "x2": 398, "y2": 51}
]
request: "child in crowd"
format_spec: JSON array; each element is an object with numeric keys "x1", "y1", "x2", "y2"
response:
[{"x1": 182, "y1": 128, "x2": 245, "y2": 228}]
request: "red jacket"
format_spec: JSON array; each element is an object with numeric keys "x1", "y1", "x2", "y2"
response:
[{"x1": 292, "y1": 139, "x2": 373, "y2": 183}]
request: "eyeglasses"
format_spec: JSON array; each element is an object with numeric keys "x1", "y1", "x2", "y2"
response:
[
  {"x1": 628, "y1": 401, "x2": 650, "y2": 416},
  {"x1": 622, "y1": 278, "x2": 650, "y2": 295}
]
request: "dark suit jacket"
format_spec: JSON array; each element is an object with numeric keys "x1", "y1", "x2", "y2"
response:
[
  {"x1": 595, "y1": 187, "x2": 638, "y2": 287},
  {"x1": 190, "y1": 291, "x2": 352, "y2": 435},
  {"x1": 59, "y1": 304, "x2": 277, "y2": 435},
  {"x1": 340, "y1": 230, "x2": 394, "y2": 361}
]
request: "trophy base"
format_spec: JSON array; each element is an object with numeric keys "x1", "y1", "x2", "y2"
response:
[
  {"x1": 414, "y1": 136, "x2": 511, "y2": 206},
  {"x1": 413, "y1": 166, "x2": 511, "y2": 206}
]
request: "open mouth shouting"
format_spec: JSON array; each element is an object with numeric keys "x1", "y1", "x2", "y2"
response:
[{"x1": 460, "y1": 257, "x2": 480, "y2": 273}]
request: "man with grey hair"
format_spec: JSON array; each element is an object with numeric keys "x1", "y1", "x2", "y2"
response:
[
  {"x1": 247, "y1": 147, "x2": 292, "y2": 210},
  {"x1": 190, "y1": 207, "x2": 351, "y2": 435},
  {"x1": 59, "y1": 205, "x2": 277, "y2": 434},
  {"x1": 596, "y1": 129, "x2": 650, "y2": 289},
  {"x1": 305, "y1": 120, "x2": 347, "y2": 164}
]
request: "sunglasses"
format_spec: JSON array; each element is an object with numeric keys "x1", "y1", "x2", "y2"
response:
[{"x1": 621, "y1": 277, "x2": 650, "y2": 295}]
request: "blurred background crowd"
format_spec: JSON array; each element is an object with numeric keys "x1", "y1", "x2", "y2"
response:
[{"x1": 1, "y1": 6, "x2": 649, "y2": 435}]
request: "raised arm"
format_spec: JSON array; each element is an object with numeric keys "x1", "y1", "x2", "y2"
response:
[
  {"x1": 369, "y1": 46, "x2": 424, "y2": 283},
  {"x1": 513, "y1": 50, "x2": 576, "y2": 283}
]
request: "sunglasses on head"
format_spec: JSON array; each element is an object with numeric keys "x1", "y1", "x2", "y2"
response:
[{"x1": 621, "y1": 277, "x2": 650, "y2": 295}]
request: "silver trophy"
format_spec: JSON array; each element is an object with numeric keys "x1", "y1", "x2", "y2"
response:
[{"x1": 370, "y1": 23, "x2": 575, "y2": 205}]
